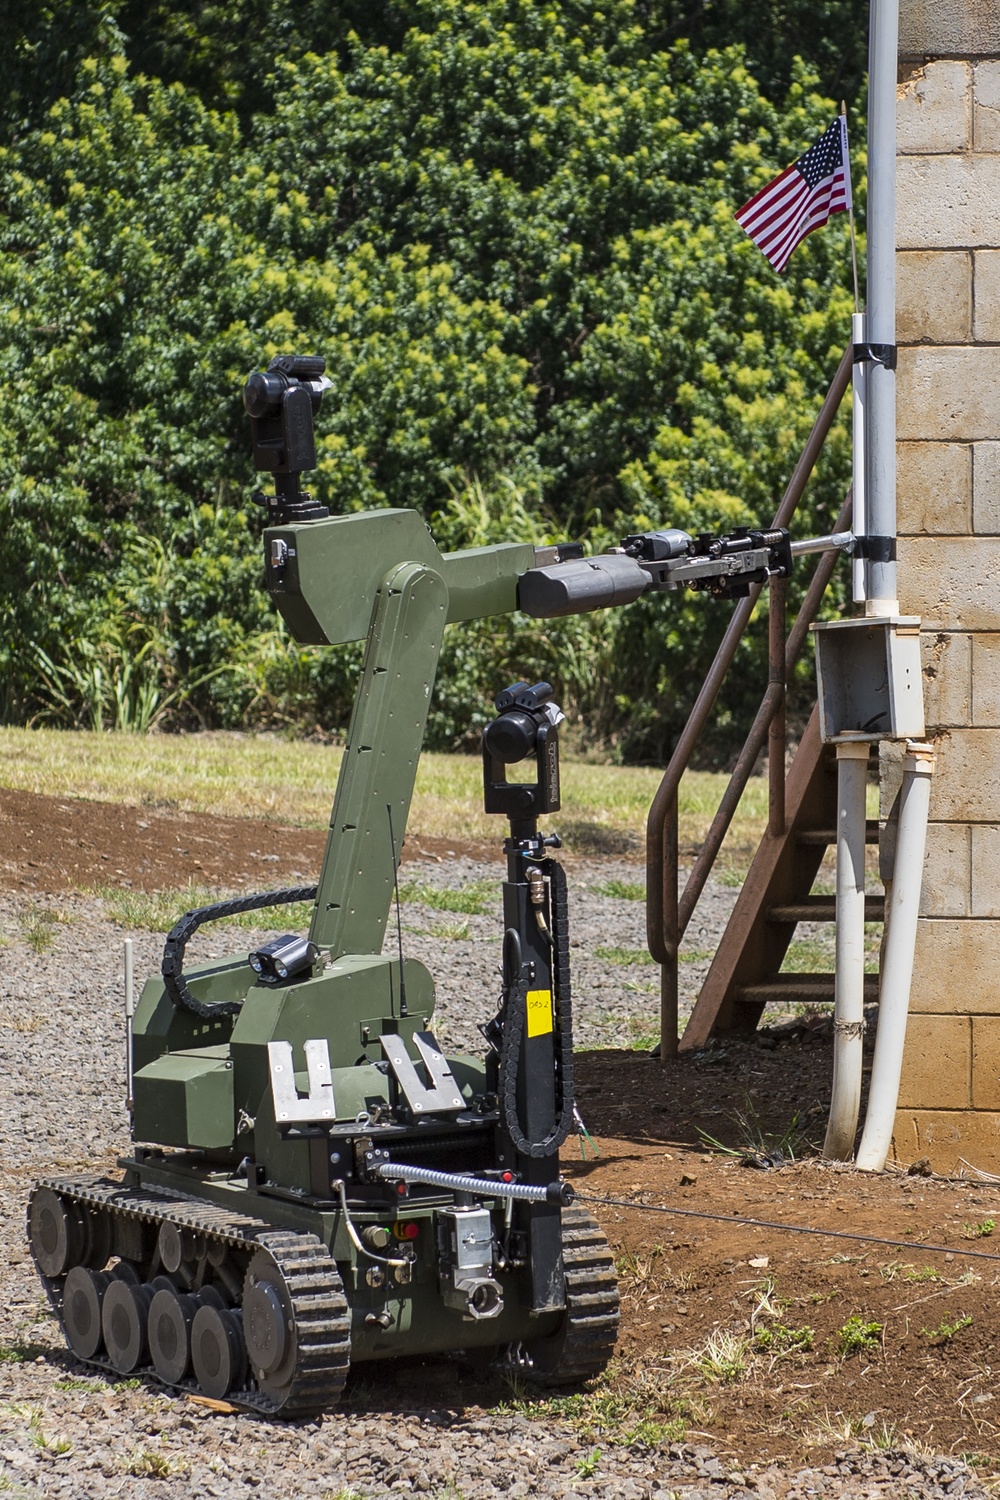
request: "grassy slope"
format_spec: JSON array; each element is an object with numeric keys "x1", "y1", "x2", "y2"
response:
[{"x1": 0, "y1": 726, "x2": 774, "y2": 859}]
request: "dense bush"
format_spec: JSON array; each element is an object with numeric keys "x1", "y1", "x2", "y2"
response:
[{"x1": 0, "y1": 1, "x2": 859, "y2": 757}]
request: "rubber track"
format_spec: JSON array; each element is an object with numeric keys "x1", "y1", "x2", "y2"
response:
[
  {"x1": 521, "y1": 1206, "x2": 620, "y2": 1380},
  {"x1": 31, "y1": 1174, "x2": 351, "y2": 1416},
  {"x1": 545, "y1": 1204, "x2": 620, "y2": 1383}
]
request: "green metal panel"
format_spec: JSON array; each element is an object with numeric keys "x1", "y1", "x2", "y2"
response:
[
  {"x1": 132, "y1": 1047, "x2": 234, "y2": 1150},
  {"x1": 265, "y1": 510, "x2": 536, "y2": 647},
  {"x1": 266, "y1": 509, "x2": 441, "y2": 645},
  {"x1": 308, "y1": 561, "x2": 448, "y2": 957},
  {"x1": 440, "y1": 542, "x2": 536, "y2": 622}
]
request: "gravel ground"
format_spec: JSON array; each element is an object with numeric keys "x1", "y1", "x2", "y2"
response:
[{"x1": 1, "y1": 865, "x2": 992, "y2": 1499}]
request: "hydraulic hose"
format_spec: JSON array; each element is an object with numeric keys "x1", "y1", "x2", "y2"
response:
[
  {"x1": 372, "y1": 1160, "x2": 573, "y2": 1205},
  {"x1": 162, "y1": 885, "x2": 318, "y2": 1020}
]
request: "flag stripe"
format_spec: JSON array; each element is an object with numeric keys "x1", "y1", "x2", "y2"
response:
[{"x1": 734, "y1": 119, "x2": 851, "y2": 273}]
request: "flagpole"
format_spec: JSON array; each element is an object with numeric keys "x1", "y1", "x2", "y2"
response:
[
  {"x1": 841, "y1": 100, "x2": 867, "y2": 603},
  {"x1": 865, "y1": 0, "x2": 899, "y2": 615}
]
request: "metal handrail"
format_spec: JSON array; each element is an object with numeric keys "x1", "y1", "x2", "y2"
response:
[{"x1": 645, "y1": 344, "x2": 854, "y2": 1059}]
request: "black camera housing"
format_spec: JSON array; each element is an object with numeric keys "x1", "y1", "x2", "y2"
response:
[{"x1": 243, "y1": 354, "x2": 331, "y2": 525}]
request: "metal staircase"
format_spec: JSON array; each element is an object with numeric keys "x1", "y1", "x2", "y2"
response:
[
  {"x1": 645, "y1": 345, "x2": 875, "y2": 1058},
  {"x1": 679, "y1": 708, "x2": 881, "y2": 1050}
]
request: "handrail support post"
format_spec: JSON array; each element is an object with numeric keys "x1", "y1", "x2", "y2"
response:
[{"x1": 768, "y1": 575, "x2": 787, "y2": 838}]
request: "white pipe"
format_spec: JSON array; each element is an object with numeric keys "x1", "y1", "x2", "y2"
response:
[
  {"x1": 864, "y1": 0, "x2": 900, "y2": 615},
  {"x1": 856, "y1": 742, "x2": 935, "y2": 1171},
  {"x1": 823, "y1": 741, "x2": 870, "y2": 1160},
  {"x1": 124, "y1": 937, "x2": 134, "y2": 1115},
  {"x1": 851, "y1": 310, "x2": 868, "y2": 604}
]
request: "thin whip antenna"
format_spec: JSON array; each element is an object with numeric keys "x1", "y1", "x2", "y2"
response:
[{"x1": 387, "y1": 803, "x2": 408, "y2": 1017}]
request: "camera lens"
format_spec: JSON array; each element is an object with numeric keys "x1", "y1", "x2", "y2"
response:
[{"x1": 243, "y1": 370, "x2": 286, "y2": 419}]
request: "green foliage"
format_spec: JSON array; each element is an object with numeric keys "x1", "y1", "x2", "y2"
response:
[
  {"x1": 752, "y1": 1322, "x2": 814, "y2": 1354},
  {"x1": 834, "y1": 1316, "x2": 883, "y2": 1358},
  {"x1": 594, "y1": 879, "x2": 646, "y2": 901},
  {"x1": 0, "y1": 4, "x2": 858, "y2": 753},
  {"x1": 920, "y1": 1312, "x2": 973, "y2": 1345}
]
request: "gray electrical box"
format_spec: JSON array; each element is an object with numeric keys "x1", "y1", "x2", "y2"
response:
[{"x1": 813, "y1": 617, "x2": 925, "y2": 743}]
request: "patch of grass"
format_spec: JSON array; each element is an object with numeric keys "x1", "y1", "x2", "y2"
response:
[
  {"x1": 17, "y1": 905, "x2": 59, "y2": 955},
  {"x1": 398, "y1": 879, "x2": 493, "y2": 915},
  {"x1": 574, "y1": 1448, "x2": 602, "y2": 1478},
  {"x1": 0, "y1": 1342, "x2": 44, "y2": 1364},
  {"x1": 100, "y1": 883, "x2": 315, "y2": 933},
  {"x1": 921, "y1": 1312, "x2": 973, "y2": 1344},
  {"x1": 624, "y1": 1017, "x2": 661, "y2": 1052},
  {"x1": 426, "y1": 919, "x2": 471, "y2": 941},
  {"x1": 679, "y1": 947, "x2": 713, "y2": 964},
  {"x1": 594, "y1": 945, "x2": 655, "y2": 967},
  {"x1": 753, "y1": 1323, "x2": 815, "y2": 1355},
  {"x1": 781, "y1": 935, "x2": 835, "y2": 974},
  {"x1": 715, "y1": 866, "x2": 747, "y2": 888},
  {"x1": 594, "y1": 879, "x2": 645, "y2": 901},
  {"x1": 0, "y1": 726, "x2": 782, "y2": 860},
  {"x1": 834, "y1": 1316, "x2": 883, "y2": 1358},
  {"x1": 126, "y1": 1447, "x2": 175, "y2": 1478},
  {"x1": 879, "y1": 1262, "x2": 941, "y2": 1284},
  {"x1": 690, "y1": 1329, "x2": 752, "y2": 1384},
  {"x1": 497, "y1": 1363, "x2": 694, "y2": 1448},
  {"x1": 963, "y1": 1219, "x2": 996, "y2": 1239},
  {"x1": 53, "y1": 1376, "x2": 101, "y2": 1392},
  {"x1": 697, "y1": 1096, "x2": 820, "y2": 1163}
]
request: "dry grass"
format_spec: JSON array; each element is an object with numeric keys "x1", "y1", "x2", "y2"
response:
[{"x1": 0, "y1": 726, "x2": 790, "y2": 866}]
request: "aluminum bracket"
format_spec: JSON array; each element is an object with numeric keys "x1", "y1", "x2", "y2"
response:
[
  {"x1": 379, "y1": 1030, "x2": 465, "y2": 1116},
  {"x1": 268, "y1": 1038, "x2": 336, "y2": 1124}
]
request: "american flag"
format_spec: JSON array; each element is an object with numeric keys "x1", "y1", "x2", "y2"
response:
[{"x1": 734, "y1": 118, "x2": 851, "y2": 274}]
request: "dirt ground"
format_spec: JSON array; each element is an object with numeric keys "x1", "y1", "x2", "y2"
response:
[{"x1": 5, "y1": 786, "x2": 1000, "y2": 1480}]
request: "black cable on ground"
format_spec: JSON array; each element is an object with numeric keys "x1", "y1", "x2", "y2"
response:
[{"x1": 574, "y1": 1190, "x2": 1000, "y2": 1265}]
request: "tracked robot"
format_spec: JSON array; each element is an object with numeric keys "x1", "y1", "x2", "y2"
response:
[{"x1": 28, "y1": 354, "x2": 850, "y2": 1412}]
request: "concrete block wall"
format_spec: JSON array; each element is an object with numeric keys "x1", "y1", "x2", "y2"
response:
[{"x1": 893, "y1": 31, "x2": 1000, "y2": 1168}]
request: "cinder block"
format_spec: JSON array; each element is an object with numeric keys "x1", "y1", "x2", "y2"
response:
[
  {"x1": 896, "y1": 536, "x2": 1000, "y2": 630},
  {"x1": 909, "y1": 915, "x2": 1000, "y2": 1009},
  {"x1": 890, "y1": 1109, "x2": 1000, "y2": 1174},
  {"x1": 897, "y1": 62, "x2": 972, "y2": 154},
  {"x1": 898, "y1": 1014, "x2": 971, "y2": 1109},
  {"x1": 971, "y1": 824, "x2": 1000, "y2": 914},
  {"x1": 974, "y1": 1018, "x2": 1000, "y2": 1109},
  {"x1": 920, "y1": 821, "x2": 971, "y2": 917},
  {"x1": 898, "y1": 155, "x2": 1000, "y2": 250},
  {"x1": 974, "y1": 252, "x2": 1000, "y2": 343},
  {"x1": 972, "y1": 635, "x2": 1000, "y2": 726},
  {"x1": 900, "y1": 3, "x2": 1000, "y2": 60},
  {"x1": 921, "y1": 630, "x2": 971, "y2": 729},
  {"x1": 899, "y1": 252, "x2": 972, "y2": 345},
  {"x1": 973, "y1": 442, "x2": 1000, "y2": 533},
  {"x1": 974, "y1": 61, "x2": 1000, "y2": 152},
  {"x1": 926, "y1": 730, "x2": 1000, "y2": 821},
  {"x1": 898, "y1": 347, "x2": 1000, "y2": 442},
  {"x1": 897, "y1": 442, "x2": 971, "y2": 536}
]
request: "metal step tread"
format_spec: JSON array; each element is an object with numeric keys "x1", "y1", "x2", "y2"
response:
[
  {"x1": 768, "y1": 895, "x2": 886, "y2": 923},
  {"x1": 795, "y1": 821, "x2": 880, "y2": 847},
  {"x1": 736, "y1": 972, "x2": 880, "y2": 1004}
]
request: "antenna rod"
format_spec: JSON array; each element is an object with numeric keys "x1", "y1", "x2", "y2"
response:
[{"x1": 387, "y1": 804, "x2": 409, "y2": 1017}]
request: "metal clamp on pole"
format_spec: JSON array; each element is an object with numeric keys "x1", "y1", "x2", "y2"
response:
[{"x1": 852, "y1": 342, "x2": 897, "y2": 371}]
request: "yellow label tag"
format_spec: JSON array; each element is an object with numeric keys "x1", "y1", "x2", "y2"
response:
[{"x1": 525, "y1": 988, "x2": 554, "y2": 1038}]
